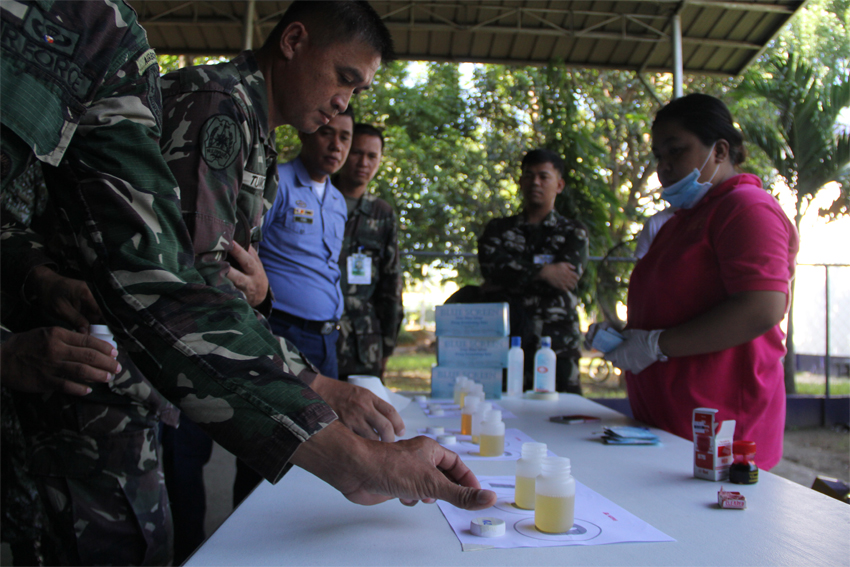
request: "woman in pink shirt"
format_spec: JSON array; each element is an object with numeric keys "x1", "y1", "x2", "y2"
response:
[{"x1": 599, "y1": 94, "x2": 798, "y2": 469}]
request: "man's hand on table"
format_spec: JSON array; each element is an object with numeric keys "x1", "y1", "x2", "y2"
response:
[
  {"x1": 1, "y1": 327, "x2": 120, "y2": 396},
  {"x1": 311, "y1": 374, "x2": 404, "y2": 442},
  {"x1": 291, "y1": 421, "x2": 497, "y2": 510}
]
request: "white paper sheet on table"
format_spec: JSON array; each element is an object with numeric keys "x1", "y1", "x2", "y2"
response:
[
  {"x1": 417, "y1": 428, "x2": 552, "y2": 461},
  {"x1": 437, "y1": 476, "x2": 675, "y2": 551},
  {"x1": 418, "y1": 399, "x2": 515, "y2": 419}
]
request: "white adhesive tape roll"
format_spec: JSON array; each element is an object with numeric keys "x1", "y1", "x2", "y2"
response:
[{"x1": 470, "y1": 517, "x2": 505, "y2": 537}]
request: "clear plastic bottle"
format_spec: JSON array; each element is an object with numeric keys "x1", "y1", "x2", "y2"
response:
[
  {"x1": 533, "y1": 337, "x2": 557, "y2": 393},
  {"x1": 453, "y1": 376, "x2": 469, "y2": 405},
  {"x1": 515, "y1": 442, "x2": 548, "y2": 509},
  {"x1": 507, "y1": 336, "x2": 524, "y2": 396},
  {"x1": 460, "y1": 395, "x2": 481, "y2": 436},
  {"x1": 479, "y1": 409, "x2": 505, "y2": 457},
  {"x1": 470, "y1": 401, "x2": 492, "y2": 444},
  {"x1": 459, "y1": 379, "x2": 476, "y2": 409},
  {"x1": 535, "y1": 456, "x2": 575, "y2": 534}
]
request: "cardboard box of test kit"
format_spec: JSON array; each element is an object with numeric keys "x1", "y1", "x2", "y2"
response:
[
  {"x1": 430, "y1": 366, "x2": 503, "y2": 399},
  {"x1": 437, "y1": 336, "x2": 509, "y2": 368},
  {"x1": 435, "y1": 303, "x2": 510, "y2": 337},
  {"x1": 693, "y1": 408, "x2": 736, "y2": 481}
]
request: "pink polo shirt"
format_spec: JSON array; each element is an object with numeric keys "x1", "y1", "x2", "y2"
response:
[{"x1": 626, "y1": 174, "x2": 798, "y2": 469}]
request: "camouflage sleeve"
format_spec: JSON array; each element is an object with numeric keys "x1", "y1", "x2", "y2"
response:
[
  {"x1": 277, "y1": 335, "x2": 319, "y2": 385},
  {"x1": 160, "y1": 85, "x2": 249, "y2": 297},
  {"x1": 0, "y1": 220, "x2": 56, "y2": 303},
  {"x1": 558, "y1": 222, "x2": 590, "y2": 278},
  {"x1": 12, "y1": 6, "x2": 335, "y2": 483},
  {"x1": 478, "y1": 218, "x2": 542, "y2": 291},
  {"x1": 374, "y1": 208, "x2": 404, "y2": 355}
]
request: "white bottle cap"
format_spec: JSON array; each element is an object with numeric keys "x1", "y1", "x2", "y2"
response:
[
  {"x1": 437, "y1": 434, "x2": 457, "y2": 445},
  {"x1": 426, "y1": 426, "x2": 445, "y2": 435},
  {"x1": 430, "y1": 408, "x2": 445, "y2": 416},
  {"x1": 414, "y1": 395, "x2": 427, "y2": 403},
  {"x1": 470, "y1": 517, "x2": 505, "y2": 537},
  {"x1": 90, "y1": 324, "x2": 112, "y2": 336}
]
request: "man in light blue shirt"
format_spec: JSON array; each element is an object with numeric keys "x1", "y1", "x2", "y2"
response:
[{"x1": 260, "y1": 106, "x2": 353, "y2": 378}]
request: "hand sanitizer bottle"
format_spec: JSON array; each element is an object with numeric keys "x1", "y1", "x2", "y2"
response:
[
  {"x1": 533, "y1": 337, "x2": 556, "y2": 393},
  {"x1": 535, "y1": 456, "x2": 575, "y2": 534},
  {"x1": 507, "y1": 336, "x2": 524, "y2": 396}
]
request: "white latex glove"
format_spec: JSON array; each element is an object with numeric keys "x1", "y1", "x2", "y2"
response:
[
  {"x1": 584, "y1": 321, "x2": 615, "y2": 351},
  {"x1": 603, "y1": 329, "x2": 666, "y2": 374}
]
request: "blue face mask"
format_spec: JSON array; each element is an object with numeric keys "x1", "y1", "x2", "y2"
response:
[{"x1": 660, "y1": 143, "x2": 718, "y2": 209}]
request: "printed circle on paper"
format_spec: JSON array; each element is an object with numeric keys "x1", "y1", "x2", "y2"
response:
[{"x1": 201, "y1": 115, "x2": 241, "y2": 170}]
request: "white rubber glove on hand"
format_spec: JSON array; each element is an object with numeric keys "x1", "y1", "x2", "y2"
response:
[{"x1": 603, "y1": 329, "x2": 666, "y2": 374}]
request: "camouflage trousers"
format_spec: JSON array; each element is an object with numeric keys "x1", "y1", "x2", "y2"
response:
[{"x1": 33, "y1": 429, "x2": 173, "y2": 566}]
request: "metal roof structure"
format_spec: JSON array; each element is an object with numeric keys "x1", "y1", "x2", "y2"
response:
[{"x1": 133, "y1": 0, "x2": 806, "y2": 77}]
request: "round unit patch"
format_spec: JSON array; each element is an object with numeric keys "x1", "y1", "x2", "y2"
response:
[{"x1": 200, "y1": 114, "x2": 241, "y2": 169}]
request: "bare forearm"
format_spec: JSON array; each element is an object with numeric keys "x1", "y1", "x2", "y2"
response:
[{"x1": 658, "y1": 290, "x2": 786, "y2": 357}]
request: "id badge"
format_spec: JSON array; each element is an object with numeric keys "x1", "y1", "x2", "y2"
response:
[
  {"x1": 533, "y1": 254, "x2": 554, "y2": 264},
  {"x1": 347, "y1": 253, "x2": 371, "y2": 285}
]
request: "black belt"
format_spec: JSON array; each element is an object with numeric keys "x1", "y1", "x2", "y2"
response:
[{"x1": 271, "y1": 309, "x2": 339, "y2": 335}]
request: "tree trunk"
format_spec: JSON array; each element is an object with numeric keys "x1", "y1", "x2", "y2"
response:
[{"x1": 784, "y1": 286, "x2": 797, "y2": 394}]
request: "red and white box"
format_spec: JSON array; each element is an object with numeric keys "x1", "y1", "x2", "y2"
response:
[{"x1": 693, "y1": 408, "x2": 736, "y2": 481}]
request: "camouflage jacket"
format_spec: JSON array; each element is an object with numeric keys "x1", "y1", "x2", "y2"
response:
[
  {"x1": 478, "y1": 209, "x2": 589, "y2": 357},
  {"x1": 160, "y1": 51, "x2": 319, "y2": 382},
  {"x1": 0, "y1": 0, "x2": 335, "y2": 483},
  {"x1": 337, "y1": 194, "x2": 403, "y2": 376}
]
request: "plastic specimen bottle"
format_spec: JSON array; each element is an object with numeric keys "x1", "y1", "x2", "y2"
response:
[
  {"x1": 460, "y1": 395, "x2": 482, "y2": 436},
  {"x1": 535, "y1": 456, "x2": 576, "y2": 534},
  {"x1": 507, "y1": 336, "x2": 524, "y2": 396},
  {"x1": 515, "y1": 442, "x2": 548, "y2": 509},
  {"x1": 90, "y1": 324, "x2": 117, "y2": 350},
  {"x1": 453, "y1": 376, "x2": 469, "y2": 405},
  {"x1": 729, "y1": 440, "x2": 758, "y2": 484},
  {"x1": 458, "y1": 379, "x2": 476, "y2": 409},
  {"x1": 533, "y1": 337, "x2": 557, "y2": 393},
  {"x1": 479, "y1": 410, "x2": 505, "y2": 457},
  {"x1": 470, "y1": 401, "x2": 492, "y2": 444}
]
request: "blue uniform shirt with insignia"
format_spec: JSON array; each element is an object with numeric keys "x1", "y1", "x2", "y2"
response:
[{"x1": 260, "y1": 157, "x2": 347, "y2": 321}]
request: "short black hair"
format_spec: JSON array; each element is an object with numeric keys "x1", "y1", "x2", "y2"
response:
[
  {"x1": 353, "y1": 123, "x2": 384, "y2": 149},
  {"x1": 653, "y1": 93, "x2": 747, "y2": 166},
  {"x1": 263, "y1": 1, "x2": 395, "y2": 63},
  {"x1": 521, "y1": 149, "x2": 564, "y2": 176},
  {"x1": 341, "y1": 104, "x2": 356, "y2": 123}
]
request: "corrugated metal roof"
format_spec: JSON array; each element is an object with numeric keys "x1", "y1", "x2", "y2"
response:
[{"x1": 132, "y1": 0, "x2": 806, "y2": 76}]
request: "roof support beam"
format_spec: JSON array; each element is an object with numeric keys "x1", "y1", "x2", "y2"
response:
[
  {"x1": 672, "y1": 13, "x2": 683, "y2": 99},
  {"x1": 242, "y1": 0, "x2": 255, "y2": 50}
]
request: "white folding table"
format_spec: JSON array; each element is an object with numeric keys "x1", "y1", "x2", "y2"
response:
[{"x1": 186, "y1": 394, "x2": 850, "y2": 566}]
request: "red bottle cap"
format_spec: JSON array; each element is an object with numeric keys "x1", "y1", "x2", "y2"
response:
[{"x1": 733, "y1": 440, "x2": 756, "y2": 455}]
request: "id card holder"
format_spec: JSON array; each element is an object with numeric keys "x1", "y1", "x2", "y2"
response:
[{"x1": 347, "y1": 253, "x2": 371, "y2": 285}]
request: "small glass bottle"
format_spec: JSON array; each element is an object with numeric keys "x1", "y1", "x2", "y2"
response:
[
  {"x1": 535, "y1": 456, "x2": 576, "y2": 534},
  {"x1": 515, "y1": 442, "x2": 548, "y2": 509},
  {"x1": 460, "y1": 395, "x2": 481, "y2": 436},
  {"x1": 507, "y1": 336, "x2": 524, "y2": 396},
  {"x1": 479, "y1": 409, "x2": 505, "y2": 457},
  {"x1": 729, "y1": 440, "x2": 758, "y2": 484},
  {"x1": 470, "y1": 401, "x2": 492, "y2": 444}
]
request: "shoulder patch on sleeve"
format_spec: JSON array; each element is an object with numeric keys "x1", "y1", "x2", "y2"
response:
[
  {"x1": 200, "y1": 115, "x2": 242, "y2": 170},
  {"x1": 136, "y1": 49, "x2": 158, "y2": 76}
]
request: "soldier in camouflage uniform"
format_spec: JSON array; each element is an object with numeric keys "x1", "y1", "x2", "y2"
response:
[
  {"x1": 334, "y1": 124, "x2": 404, "y2": 380},
  {"x1": 1, "y1": 4, "x2": 494, "y2": 562},
  {"x1": 478, "y1": 149, "x2": 589, "y2": 394}
]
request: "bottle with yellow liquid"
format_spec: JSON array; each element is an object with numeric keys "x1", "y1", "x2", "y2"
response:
[
  {"x1": 535, "y1": 457, "x2": 575, "y2": 534},
  {"x1": 452, "y1": 376, "x2": 469, "y2": 406},
  {"x1": 515, "y1": 442, "x2": 548, "y2": 509},
  {"x1": 458, "y1": 379, "x2": 476, "y2": 409},
  {"x1": 479, "y1": 409, "x2": 505, "y2": 457},
  {"x1": 460, "y1": 395, "x2": 481, "y2": 436},
  {"x1": 470, "y1": 401, "x2": 492, "y2": 444}
]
